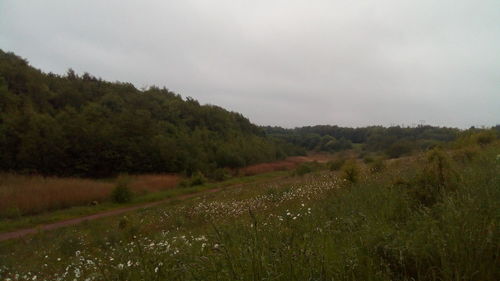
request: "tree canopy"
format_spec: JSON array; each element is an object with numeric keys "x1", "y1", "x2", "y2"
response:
[{"x1": 0, "y1": 50, "x2": 295, "y2": 177}]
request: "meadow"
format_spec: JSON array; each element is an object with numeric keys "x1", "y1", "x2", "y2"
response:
[{"x1": 0, "y1": 140, "x2": 498, "y2": 281}]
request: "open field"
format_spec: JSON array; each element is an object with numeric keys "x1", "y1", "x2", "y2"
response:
[{"x1": 0, "y1": 142, "x2": 498, "y2": 281}]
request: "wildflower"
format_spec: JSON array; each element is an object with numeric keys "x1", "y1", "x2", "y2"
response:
[
  {"x1": 154, "y1": 267, "x2": 159, "y2": 273},
  {"x1": 117, "y1": 264, "x2": 124, "y2": 270},
  {"x1": 127, "y1": 260, "x2": 133, "y2": 267}
]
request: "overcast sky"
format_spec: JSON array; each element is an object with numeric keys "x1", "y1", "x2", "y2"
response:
[{"x1": 1, "y1": 0, "x2": 499, "y2": 128}]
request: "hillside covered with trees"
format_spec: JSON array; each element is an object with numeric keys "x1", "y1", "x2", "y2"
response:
[{"x1": 0, "y1": 50, "x2": 299, "y2": 177}]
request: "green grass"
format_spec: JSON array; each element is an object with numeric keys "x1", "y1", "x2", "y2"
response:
[{"x1": 0, "y1": 144, "x2": 498, "y2": 281}]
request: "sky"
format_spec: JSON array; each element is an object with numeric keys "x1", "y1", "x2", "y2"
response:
[{"x1": 0, "y1": 0, "x2": 499, "y2": 128}]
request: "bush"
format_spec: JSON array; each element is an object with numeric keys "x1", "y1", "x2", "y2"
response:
[
  {"x1": 211, "y1": 168, "x2": 230, "y2": 182},
  {"x1": 452, "y1": 146, "x2": 479, "y2": 164},
  {"x1": 294, "y1": 163, "x2": 313, "y2": 176},
  {"x1": 386, "y1": 141, "x2": 414, "y2": 158},
  {"x1": 370, "y1": 157, "x2": 385, "y2": 173},
  {"x1": 112, "y1": 182, "x2": 132, "y2": 204},
  {"x1": 327, "y1": 158, "x2": 346, "y2": 171},
  {"x1": 189, "y1": 171, "x2": 207, "y2": 186},
  {"x1": 412, "y1": 148, "x2": 458, "y2": 205},
  {"x1": 341, "y1": 160, "x2": 360, "y2": 183},
  {"x1": 474, "y1": 130, "x2": 496, "y2": 146}
]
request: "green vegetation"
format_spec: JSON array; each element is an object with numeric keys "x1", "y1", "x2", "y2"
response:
[
  {"x1": 1, "y1": 138, "x2": 498, "y2": 280},
  {"x1": 111, "y1": 183, "x2": 132, "y2": 204},
  {"x1": 340, "y1": 159, "x2": 360, "y2": 183},
  {"x1": 0, "y1": 50, "x2": 299, "y2": 177},
  {"x1": 264, "y1": 124, "x2": 468, "y2": 157}
]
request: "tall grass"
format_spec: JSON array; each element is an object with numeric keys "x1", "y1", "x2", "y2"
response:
[
  {"x1": 0, "y1": 174, "x2": 113, "y2": 217},
  {"x1": 0, "y1": 174, "x2": 181, "y2": 217}
]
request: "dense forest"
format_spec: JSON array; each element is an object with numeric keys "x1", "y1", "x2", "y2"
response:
[{"x1": 0, "y1": 50, "x2": 299, "y2": 177}]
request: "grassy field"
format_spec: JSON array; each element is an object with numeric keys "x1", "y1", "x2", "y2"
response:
[{"x1": 0, "y1": 142, "x2": 498, "y2": 280}]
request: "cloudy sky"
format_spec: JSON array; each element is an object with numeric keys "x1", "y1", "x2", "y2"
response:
[{"x1": 1, "y1": 0, "x2": 499, "y2": 128}]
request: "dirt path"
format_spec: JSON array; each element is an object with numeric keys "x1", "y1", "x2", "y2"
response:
[
  {"x1": 0, "y1": 176, "x2": 288, "y2": 242},
  {"x1": 0, "y1": 188, "x2": 223, "y2": 242}
]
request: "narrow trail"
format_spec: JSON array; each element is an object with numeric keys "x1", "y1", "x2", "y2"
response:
[{"x1": 0, "y1": 176, "x2": 287, "y2": 242}]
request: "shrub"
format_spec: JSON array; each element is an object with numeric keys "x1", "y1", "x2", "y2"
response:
[
  {"x1": 294, "y1": 163, "x2": 314, "y2": 176},
  {"x1": 327, "y1": 158, "x2": 346, "y2": 171},
  {"x1": 370, "y1": 157, "x2": 386, "y2": 173},
  {"x1": 111, "y1": 182, "x2": 132, "y2": 204},
  {"x1": 474, "y1": 130, "x2": 496, "y2": 146},
  {"x1": 386, "y1": 141, "x2": 414, "y2": 158},
  {"x1": 189, "y1": 171, "x2": 207, "y2": 186},
  {"x1": 452, "y1": 146, "x2": 479, "y2": 164},
  {"x1": 363, "y1": 155, "x2": 374, "y2": 164},
  {"x1": 211, "y1": 168, "x2": 230, "y2": 182},
  {"x1": 412, "y1": 148, "x2": 458, "y2": 205},
  {"x1": 341, "y1": 160, "x2": 360, "y2": 183}
]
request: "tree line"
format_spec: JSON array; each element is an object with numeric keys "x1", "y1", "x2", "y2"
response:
[{"x1": 263, "y1": 124, "x2": 497, "y2": 158}]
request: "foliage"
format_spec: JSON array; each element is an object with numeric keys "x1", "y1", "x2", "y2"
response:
[
  {"x1": 327, "y1": 157, "x2": 346, "y2": 171},
  {"x1": 340, "y1": 160, "x2": 360, "y2": 183},
  {"x1": 210, "y1": 168, "x2": 231, "y2": 182},
  {"x1": 112, "y1": 179, "x2": 132, "y2": 204},
  {"x1": 293, "y1": 161, "x2": 323, "y2": 176},
  {"x1": 0, "y1": 50, "x2": 301, "y2": 177},
  {"x1": 369, "y1": 157, "x2": 386, "y2": 173},
  {"x1": 263, "y1": 124, "x2": 463, "y2": 154},
  {"x1": 189, "y1": 171, "x2": 207, "y2": 186},
  {"x1": 293, "y1": 163, "x2": 314, "y2": 176},
  {"x1": 411, "y1": 148, "x2": 458, "y2": 206}
]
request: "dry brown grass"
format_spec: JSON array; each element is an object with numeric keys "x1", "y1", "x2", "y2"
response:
[
  {"x1": 128, "y1": 174, "x2": 181, "y2": 194},
  {"x1": 0, "y1": 173, "x2": 114, "y2": 217}
]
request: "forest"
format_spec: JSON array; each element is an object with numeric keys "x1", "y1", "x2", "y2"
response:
[{"x1": 0, "y1": 49, "x2": 300, "y2": 177}]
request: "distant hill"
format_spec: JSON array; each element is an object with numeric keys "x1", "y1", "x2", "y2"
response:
[{"x1": 0, "y1": 49, "x2": 299, "y2": 177}]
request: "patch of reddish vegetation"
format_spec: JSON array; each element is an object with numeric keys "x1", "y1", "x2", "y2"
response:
[
  {"x1": 129, "y1": 174, "x2": 182, "y2": 194},
  {"x1": 237, "y1": 154, "x2": 332, "y2": 176},
  {"x1": 0, "y1": 174, "x2": 114, "y2": 217}
]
